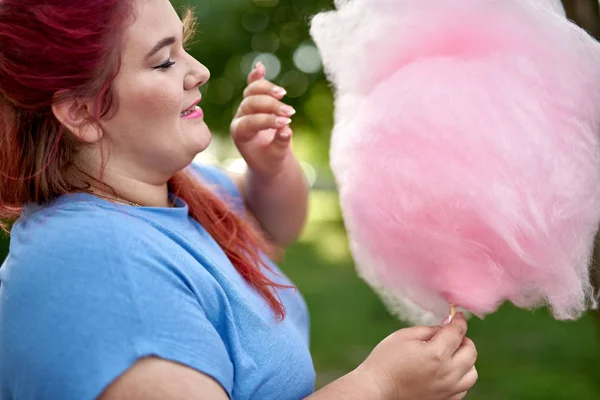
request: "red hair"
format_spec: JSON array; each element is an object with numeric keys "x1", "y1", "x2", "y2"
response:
[{"x1": 0, "y1": 0, "x2": 289, "y2": 319}]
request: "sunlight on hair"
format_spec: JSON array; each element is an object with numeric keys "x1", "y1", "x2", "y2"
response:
[{"x1": 182, "y1": 8, "x2": 198, "y2": 49}]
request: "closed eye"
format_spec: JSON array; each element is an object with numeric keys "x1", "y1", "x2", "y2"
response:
[{"x1": 154, "y1": 59, "x2": 176, "y2": 70}]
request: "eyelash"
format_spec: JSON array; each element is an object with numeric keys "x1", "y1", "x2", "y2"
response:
[{"x1": 154, "y1": 59, "x2": 176, "y2": 70}]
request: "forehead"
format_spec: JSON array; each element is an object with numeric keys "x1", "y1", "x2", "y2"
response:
[{"x1": 123, "y1": 0, "x2": 182, "y2": 54}]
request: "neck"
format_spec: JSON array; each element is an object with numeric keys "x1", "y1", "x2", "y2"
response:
[
  {"x1": 73, "y1": 165, "x2": 172, "y2": 208},
  {"x1": 91, "y1": 179, "x2": 171, "y2": 208}
]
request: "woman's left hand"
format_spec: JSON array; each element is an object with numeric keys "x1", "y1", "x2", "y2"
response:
[{"x1": 230, "y1": 61, "x2": 296, "y2": 180}]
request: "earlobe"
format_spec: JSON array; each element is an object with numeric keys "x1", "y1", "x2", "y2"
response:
[{"x1": 51, "y1": 98, "x2": 103, "y2": 143}]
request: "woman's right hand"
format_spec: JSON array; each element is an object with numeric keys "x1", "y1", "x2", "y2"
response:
[{"x1": 356, "y1": 313, "x2": 478, "y2": 400}]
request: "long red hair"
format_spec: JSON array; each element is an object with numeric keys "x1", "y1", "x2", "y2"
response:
[{"x1": 0, "y1": 0, "x2": 289, "y2": 319}]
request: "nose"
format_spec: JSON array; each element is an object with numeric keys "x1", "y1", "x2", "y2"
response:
[{"x1": 183, "y1": 52, "x2": 210, "y2": 90}]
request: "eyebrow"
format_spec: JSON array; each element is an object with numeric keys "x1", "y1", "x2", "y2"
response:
[
  {"x1": 144, "y1": 26, "x2": 185, "y2": 61},
  {"x1": 144, "y1": 36, "x2": 177, "y2": 61}
]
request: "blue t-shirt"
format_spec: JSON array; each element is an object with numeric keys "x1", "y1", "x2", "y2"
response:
[{"x1": 0, "y1": 164, "x2": 315, "y2": 400}]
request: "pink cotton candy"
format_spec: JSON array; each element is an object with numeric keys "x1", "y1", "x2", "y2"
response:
[{"x1": 310, "y1": 0, "x2": 600, "y2": 325}]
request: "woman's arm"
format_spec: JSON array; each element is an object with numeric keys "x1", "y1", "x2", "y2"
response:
[
  {"x1": 98, "y1": 357, "x2": 230, "y2": 400},
  {"x1": 234, "y1": 152, "x2": 309, "y2": 247},
  {"x1": 229, "y1": 61, "x2": 309, "y2": 248},
  {"x1": 98, "y1": 317, "x2": 477, "y2": 400},
  {"x1": 99, "y1": 357, "x2": 373, "y2": 400},
  {"x1": 304, "y1": 370, "x2": 379, "y2": 399}
]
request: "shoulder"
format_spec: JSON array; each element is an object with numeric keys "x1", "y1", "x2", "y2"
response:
[
  {"x1": 11, "y1": 201, "x2": 155, "y2": 266},
  {"x1": 188, "y1": 162, "x2": 244, "y2": 209},
  {"x1": 0, "y1": 202, "x2": 235, "y2": 399},
  {"x1": 5, "y1": 201, "x2": 186, "y2": 305},
  {"x1": 189, "y1": 162, "x2": 237, "y2": 190}
]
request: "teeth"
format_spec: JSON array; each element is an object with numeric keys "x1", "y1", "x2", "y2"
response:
[{"x1": 180, "y1": 105, "x2": 199, "y2": 117}]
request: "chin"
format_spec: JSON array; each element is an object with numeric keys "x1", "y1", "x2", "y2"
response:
[{"x1": 185, "y1": 122, "x2": 212, "y2": 153}]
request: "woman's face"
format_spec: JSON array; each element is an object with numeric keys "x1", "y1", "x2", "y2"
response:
[{"x1": 98, "y1": 0, "x2": 210, "y2": 184}]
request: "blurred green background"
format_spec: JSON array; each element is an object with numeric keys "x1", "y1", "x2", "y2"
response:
[{"x1": 3, "y1": 0, "x2": 600, "y2": 398}]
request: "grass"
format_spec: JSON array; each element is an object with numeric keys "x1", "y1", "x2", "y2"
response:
[{"x1": 279, "y1": 190, "x2": 600, "y2": 399}]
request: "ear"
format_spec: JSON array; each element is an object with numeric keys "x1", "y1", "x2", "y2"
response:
[{"x1": 51, "y1": 97, "x2": 103, "y2": 143}]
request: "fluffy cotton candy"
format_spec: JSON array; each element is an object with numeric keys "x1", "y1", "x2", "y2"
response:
[{"x1": 310, "y1": 0, "x2": 600, "y2": 325}]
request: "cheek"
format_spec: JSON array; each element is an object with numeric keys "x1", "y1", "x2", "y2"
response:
[{"x1": 117, "y1": 76, "x2": 181, "y2": 122}]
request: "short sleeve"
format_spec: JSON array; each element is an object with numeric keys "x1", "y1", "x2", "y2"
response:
[
  {"x1": 0, "y1": 209, "x2": 234, "y2": 400},
  {"x1": 189, "y1": 163, "x2": 244, "y2": 213}
]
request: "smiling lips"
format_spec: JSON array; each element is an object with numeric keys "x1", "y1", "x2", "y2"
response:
[{"x1": 180, "y1": 98, "x2": 203, "y2": 119}]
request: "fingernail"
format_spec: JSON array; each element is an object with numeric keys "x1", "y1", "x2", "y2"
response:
[
  {"x1": 275, "y1": 117, "x2": 292, "y2": 127},
  {"x1": 441, "y1": 315, "x2": 452, "y2": 327},
  {"x1": 254, "y1": 61, "x2": 264, "y2": 70},
  {"x1": 280, "y1": 105, "x2": 296, "y2": 116},
  {"x1": 279, "y1": 130, "x2": 291, "y2": 140},
  {"x1": 272, "y1": 86, "x2": 287, "y2": 97}
]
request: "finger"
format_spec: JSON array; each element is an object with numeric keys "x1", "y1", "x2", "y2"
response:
[
  {"x1": 430, "y1": 313, "x2": 468, "y2": 358},
  {"x1": 275, "y1": 126, "x2": 293, "y2": 143},
  {"x1": 454, "y1": 366, "x2": 478, "y2": 394},
  {"x1": 243, "y1": 79, "x2": 287, "y2": 99},
  {"x1": 448, "y1": 391, "x2": 468, "y2": 400},
  {"x1": 231, "y1": 114, "x2": 291, "y2": 142},
  {"x1": 450, "y1": 338, "x2": 477, "y2": 376},
  {"x1": 247, "y1": 61, "x2": 265, "y2": 85},
  {"x1": 267, "y1": 127, "x2": 293, "y2": 158},
  {"x1": 236, "y1": 95, "x2": 296, "y2": 119},
  {"x1": 400, "y1": 325, "x2": 443, "y2": 342}
]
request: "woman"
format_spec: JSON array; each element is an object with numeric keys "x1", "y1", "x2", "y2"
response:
[{"x1": 0, "y1": 0, "x2": 478, "y2": 399}]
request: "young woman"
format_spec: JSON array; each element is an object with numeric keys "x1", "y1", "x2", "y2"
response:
[{"x1": 0, "y1": 0, "x2": 478, "y2": 399}]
